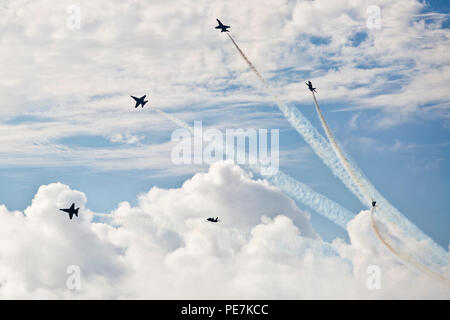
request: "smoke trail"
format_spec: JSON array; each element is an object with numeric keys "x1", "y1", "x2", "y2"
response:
[
  {"x1": 350, "y1": 157, "x2": 448, "y2": 266},
  {"x1": 371, "y1": 208, "x2": 450, "y2": 286},
  {"x1": 150, "y1": 105, "x2": 354, "y2": 228},
  {"x1": 227, "y1": 33, "x2": 367, "y2": 204},
  {"x1": 311, "y1": 92, "x2": 371, "y2": 204},
  {"x1": 152, "y1": 106, "x2": 191, "y2": 131},
  {"x1": 227, "y1": 34, "x2": 269, "y2": 90},
  {"x1": 267, "y1": 171, "x2": 352, "y2": 228},
  {"x1": 310, "y1": 92, "x2": 449, "y2": 267},
  {"x1": 225, "y1": 33, "x2": 448, "y2": 267},
  {"x1": 312, "y1": 90, "x2": 450, "y2": 277}
]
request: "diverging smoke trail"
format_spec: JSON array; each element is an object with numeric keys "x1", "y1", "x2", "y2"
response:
[
  {"x1": 227, "y1": 33, "x2": 366, "y2": 205},
  {"x1": 311, "y1": 93, "x2": 449, "y2": 268},
  {"x1": 151, "y1": 105, "x2": 354, "y2": 228},
  {"x1": 153, "y1": 107, "x2": 449, "y2": 281},
  {"x1": 313, "y1": 90, "x2": 449, "y2": 276},
  {"x1": 226, "y1": 33, "x2": 448, "y2": 267}
]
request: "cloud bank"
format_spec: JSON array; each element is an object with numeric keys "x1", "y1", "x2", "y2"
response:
[{"x1": 0, "y1": 161, "x2": 448, "y2": 299}]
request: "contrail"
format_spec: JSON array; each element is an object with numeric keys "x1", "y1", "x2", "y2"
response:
[
  {"x1": 225, "y1": 33, "x2": 448, "y2": 267},
  {"x1": 149, "y1": 105, "x2": 354, "y2": 228}
]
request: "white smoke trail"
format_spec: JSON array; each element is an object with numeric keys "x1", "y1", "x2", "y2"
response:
[
  {"x1": 152, "y1": 106, "x2": 191, "y2": 130},
  {"x1": 149, "y1": 105, "x2": 354, "y2": 228},
  {"x1": 267, "y1": 171, "x2": 352, "y2": 228},
  {"x1": 225, "y1": 33, "x2": 449, "y2": 267}
]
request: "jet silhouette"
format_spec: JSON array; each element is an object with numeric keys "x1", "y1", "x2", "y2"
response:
[
  {"x1": 306, "y1": 81, "x2": 317, "y2": 93},
  {"x1": 60, "y1": 203, "x2": 79, "y2": 220},
  {"x1": 206, "y1": 217, "x2": 220, "y2": 223},
  {"x1": 372, "y1": 200, "x2": 377, "y2": 208},
  {"x1": 215, "y1": 19, "x2": 230, "y2": 32},
  {"x1": 131, "y1": 95, "x2": 148, "y2": 108}
]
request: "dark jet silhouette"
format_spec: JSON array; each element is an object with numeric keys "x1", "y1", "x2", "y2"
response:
[
  {"x1": 215, "y1": 19, "x2": 230, "y2": 32},
  {"x1": 372, "y1": 200, "x2": 377, "y2": 208},
  {"x1": 131, "y1": 95, "x2": 148, "y2": 108},
  {"x1": 60, "y1": 203, "x2": 79, "y2": 220},
  {"x1": 206, "y1": 217, "x2": 220, "y2": 223},
  {"x1": 306, "y1": 81, "x2": 317, "y2": 93}
]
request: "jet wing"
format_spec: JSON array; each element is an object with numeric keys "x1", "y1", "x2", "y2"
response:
[{"x1": 131, "y1": 96, "x2": 140, "y2": 102}]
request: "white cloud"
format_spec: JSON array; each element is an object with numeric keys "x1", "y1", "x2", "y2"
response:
[
  {"x1": 0, "y1": 161, "x2": 448, "y2": 299},
  {"x1": 108, "y1": 132, "x2": 143, "y2": 145}
]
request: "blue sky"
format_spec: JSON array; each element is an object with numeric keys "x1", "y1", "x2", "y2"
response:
[{"x1": 0, "y1": 0, "x2": 449, "y2": 249}]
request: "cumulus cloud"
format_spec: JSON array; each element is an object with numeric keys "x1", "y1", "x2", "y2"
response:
[{"x1": 0, "y1": 161, "x2": 448, "y2": 299}]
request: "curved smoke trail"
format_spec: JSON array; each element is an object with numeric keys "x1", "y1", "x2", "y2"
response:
[
  {"x1": 225, "y1": 33, "x2": 449, "y2": 268},
  {"x1": 371, "y1": 208, "x2": 450, "y2": 285},
  {"x1": 150, "y1": 105, "x2": 354, "y2": 228}
]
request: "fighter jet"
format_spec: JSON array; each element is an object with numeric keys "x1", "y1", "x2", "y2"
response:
[
  {"x1": 372, "y1": 200, "x2": 377, "y2": 208},
  {"x1": 306, "y1": 81, "x2": 317, "y2": 93},
  {"x1": 60, "y1": 203, "x2": 79, "y2": 220},
  {"x1": 215, "y1": 19, "x2": 230, "y2": 32},
  {"x1": 131, "y1": 95, "x2": 148, "y2": 108},
  {"x1": 206, "y1": 217, "x2": 220, "y2": 223}
]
